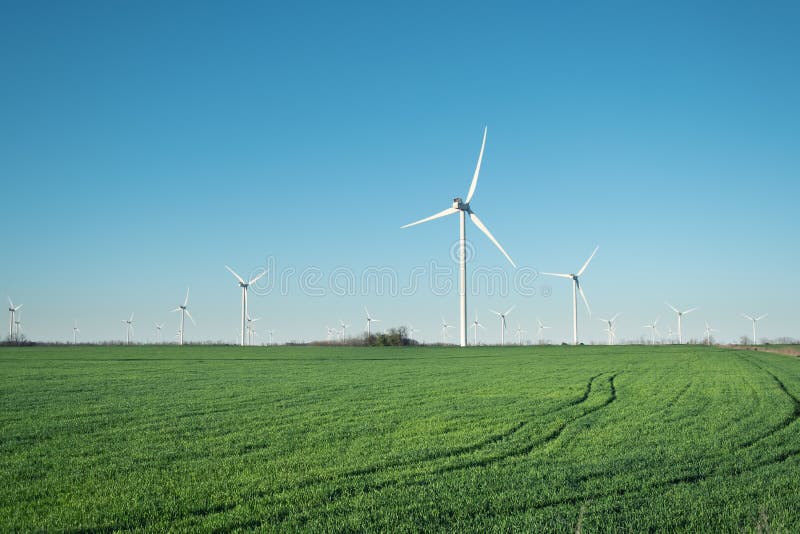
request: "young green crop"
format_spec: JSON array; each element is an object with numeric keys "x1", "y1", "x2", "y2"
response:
[{"x1": 1, "y1": 345, "x2": 798, "y2": 531}]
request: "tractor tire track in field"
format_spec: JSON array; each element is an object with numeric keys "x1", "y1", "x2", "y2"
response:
[
  {"x1": 289, "y1": 373, "x2": 609, "y2": 491},
  {"x1": 735, "y1": 353, "x2": 800, "y2": 449}
]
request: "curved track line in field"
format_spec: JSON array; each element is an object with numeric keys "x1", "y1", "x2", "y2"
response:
[{"x1": 734, "y1": 353, "x2": 800, "y2": 449}]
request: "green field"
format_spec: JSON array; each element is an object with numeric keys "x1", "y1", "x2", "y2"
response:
[{"x1": 2, "y1": 345, "x2": 799, "y2": 532}]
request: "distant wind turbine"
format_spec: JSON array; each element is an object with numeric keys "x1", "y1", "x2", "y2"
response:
[
  {"x1": 440, "y1": 318, "x2": 455, "y2": 344},
  {"x1": 542, "y1": 246, "x2": 599, "y2": 345},
  {"x1": 364, "y1": 306, "x2": 381, "y2": 337},
  {"x1": 643, "y1": 317, "x2": 660, "y2": 345},
  {"x1": 7, "y1": 298, "x2": 22, "y2": 341},
  {"x1": 247, "y1": 315, "x2": 261, "y2": 346},
  {"x1": 408, "y1": 325, "x2": 421, "y2": 342},
  {"x1": 155, "y1": 323, "x2": 164, "y2": 344},
  {"x1": 514, "y1": 323, "x2": 527, "y2": 345},
  {"x1": 598, "y1": 313, "x2": 620, "y2": 345},
  {"x1": 226, "y1": 265, "x2": 267, "y2": 347},
  {"x1": 704, "y1": 321, "x2": 718, "y2": 346},
  {"x1": 537, "y1": 318, "x2": 551, "y2": 345},
  {"x1": 172, "y1": 288, "x2": 195, "y2": 346},
  {"x1": 741, "y1": 313, "x2": 767, "y2": 345},
  {"x1": 267, "y1": 329, "x2": 274, "y2": 345},
  {"x1": 123, "y1": 313, "x2": 134, "y2": 345},
  {"x1": 326, "y1": 326, "x2": 337, "y2": 342},
  {"x1": 489, "y1": 305, "x2": 515, "y2": 346},
  {"x1": 73, "y1": 321, "x2": 80, "y2": 344},
  {"x1": 666, "y1": 303, "x2": 697, "y2": 344},
  {"x1": 470, "y1": 313, "x2": 485, "y2": 345},
  {"x1": 339, "y1": 320, "x2": 350, "y2": 342},
  {"x1": 401, "y1": 127, "x2": 516, "y2": 347}
]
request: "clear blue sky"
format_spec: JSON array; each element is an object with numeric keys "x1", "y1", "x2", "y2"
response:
[{"x1": 2, "y1": 1, "x2": 798, "y2": 344}]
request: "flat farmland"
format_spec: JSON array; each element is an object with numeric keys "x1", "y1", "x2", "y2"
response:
[{"x1": 1, "y1": 345, "x2": 799, "y2": 532}]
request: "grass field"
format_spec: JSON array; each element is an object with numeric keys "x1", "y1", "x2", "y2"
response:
[{"x1": 2, "y1": 345, "x2": 799, "y2": 532}]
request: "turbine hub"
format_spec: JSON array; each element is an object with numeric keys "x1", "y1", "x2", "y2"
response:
[{"x1": 453, "y1": 197, "x2": 469, "y2": 210}]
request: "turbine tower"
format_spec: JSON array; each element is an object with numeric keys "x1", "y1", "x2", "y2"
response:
[
  {"x1": 489, "y1": 305, "x2": 515, "y2": 346},
  {"x1": 542, "y1": 246, "x2": 599, "y2": 345},
  {"x1": 172, "y1": 288, "x2": 195, "y2": 346},
  {"x1": 123, "y1": 313, "x2": 134, "y2": 345},
  {"x1": 741, "y1": 313, "x2": 767, "y2": 345},
  {"x1": 666, "y1": 303, "x2": 697, "y2": 344},
  {"x1": 401, "y1": 128, "x2": 516, "y2": 347},
  {"x1": 470, "y1": 313, "x2": 485, "y2": 345},
  {"x1": 364, "y1": 306, "x2": 381, "y2": 337},
  {"x1": 643, "y1": 317, "x2": 660, "y2": 345},
  {"x1": 537, "y1": 318, "x2": 551, "y2": 345},
  {"x1": 7, "y1": 298, "x2": 22, "y2": 341},
  {"x1": 226, "y1": 265, "x2": 267, "y2": 347},
  {"x1": 598, "y1": 313, "x2": 620, "y2": 345}
]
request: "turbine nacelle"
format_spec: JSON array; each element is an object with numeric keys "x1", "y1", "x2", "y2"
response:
[{"x1": 452, "y1": 197, "x2": 470, "y2": 211}]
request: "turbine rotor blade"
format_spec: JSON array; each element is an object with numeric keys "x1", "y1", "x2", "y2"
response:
[
  {"x1": 577, "y1": 281, "x2": 591, "y2": 316},
  {"x1": 666, "y1": 302, "x2": 679, "y2": 314},
  {"x1": 185, "y1": 309, "x2": 196, "y2": 325},
  {"x1": 468, "y1": 211, "x2": 516, "y2": 268},
  {"x1": 504, "y1": 304, "x2": 515, "y2": 316},
  {"x1": 577, "y1": 245, "x2": 599, "y2": 276},
  {"x1": 683, "y1": 307, "x2": 698, "y2": 315},
  {"x1": 465, "y1": 126, "x2": 487, "y2": 204},
  {"x1": 756, "y1": 314, "x2": 768, "y2": 321},
  {"x1": 184, "y1": 288, "x2": 190, "y2": 307},
  {"x1": 541, "y1": 272, "x2": 572, "y2": 279},
  {"x1": 225, "y1": 265, "x2": 245, "y2": 285},
  {"x1": 401, "y1": 207, "x2": 459, "y2": 229},
  {"x1": 249, "y1": 269, "x2": 267, "y2": 285}
]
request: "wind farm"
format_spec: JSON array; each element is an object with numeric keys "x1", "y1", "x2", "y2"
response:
[{"x1": 2, "y1": 2, "x2": 799, "y2": 532}]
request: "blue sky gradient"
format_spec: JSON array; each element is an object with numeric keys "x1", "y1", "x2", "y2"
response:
[{"x1": 2, "y1": 1, "x2": 798, "y2": 344}]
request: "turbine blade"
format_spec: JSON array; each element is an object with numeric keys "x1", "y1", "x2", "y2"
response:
[
  {"x1": 489, "y1": 309, "x2": 501, "y2": 316},
  {"x1": 185, "y1": 309, "x2": 196, "y2": 325},
  {"x1": 577, "y1": 246, "x2": 599, "y2": 276},
  {"x1": 683, "y1": 307, "x2": 698, "y2": 315},
  {"x1": 611, "y1": 313, "x2": 620, "y2": 322},
  {"x1": 468, "y1": 211, "x2": 516, "y2": 268},
  {"x1": 401, "y1": 207, "x2": 459, "y2": 229},
  {"x1": 741, "y1": 313, "x2": 753, "y2": 321},
  {"x1": 226, "y1": 265, "x2": 245, "y2": 285},
  {"x1": 756, "y1": 314, "x2": 768, "y2": 321},
  {"x1": 465, "y1": 126, "x2": 487, "y2": 204},
  {"x1": 184, "y1": 288, "x2": 190, "y2": 307},
  {"x1": 541, "y1": 272, "x2": 573, "y2": 279},
  {"x1": 666, "y1": 302, "x2": 679, "y2": 314},
  {"x1": 249, "y1": 269, "x2": 267, "y2": 285},
  {"x1": 504, "y1": 304, "x2": 515, "y2": 316},
  {"x1": 578, "y1": 281, "x2": 591, "y2": 316}
]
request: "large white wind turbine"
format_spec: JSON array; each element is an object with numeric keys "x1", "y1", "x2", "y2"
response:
[
  {"x1": 172, "y1": 288, "x2": 195, "y2": 346},
  {"x1": 542, "y1": 246, "x2": 599, "y2": 345},
  {"x1": 8, "y1": 298, "x2": 22, "y2": 341},
  {"x1": 666, "y1": 303, "x2": 697, "y2": 344},
  {"x1": 226, "y1": 265, "x2": 267, "y2": 347},
  {"x1": 537, "y1": 318, "x2": 551, "y2": 345},
  {"x1": 741, "y1": 313, "x2": 767, "y2": 345},
  {"x1": 598, "y1": 313, "x2": 620, "y2": 345},
  {"x1": 643, "y1": 317, "x2": 660, "y2": 345},
  {"x1": 123, "y1": 313, "x2": 134, "y2": 345},
  {"x1": 489, "y1": 305, "x2": 515, "y2": 346},
  {"x1": 401, "y1": 128, "x2": 516, "y2": 347},
  {"x1": 364, "y1": 306, "x2": 381, "y2": 337},
  {"x1": 470, "y1": 313, "x2": 485, "y2": 345}
]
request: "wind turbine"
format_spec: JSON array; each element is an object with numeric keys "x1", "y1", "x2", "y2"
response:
[
  {"x1": 73, "y1": 321, "x2": 80, "y2": 344},
  {"x1": 326, "y1": 326, "x2": 337, "y2": 342},
  {"x1": 247, "y1": 315, "x2": 261, "y2": 346},
  {"x1": 598, "y1": 313, "x2": 620, "y2": 345},
  {"x1": 643, "y1": 317, "x2": 660, "y2": 345},
  {"x1": 408, "y1": 325, "x2": 421, "y2": 342},
  {"x1": 267, "y1": 329, "x2": 274, "y2": 345},
  {"x1": 489, "y1": 305, "x2": 515, "y2": 346},
  {"x1": 542, "y1": 246, "x2": 599, "y2": 345},
  {"x1": 172, "y1": 288, "x2": 195, "y2": 346},
  {"x1": 514, "y1": 323, "x2": 527, "y2": 345},
  {"x1": 537, "y1": 318, "x2": 551, "y2": 345},
  {"x1": 123, "y1": 313, "x2": 134, "y2": 345},
  {"x1": 7, "y1": 298, "x2": 22, "y2": 341},
  {"x1": 364, "y1": 306, "x2": 381, "y2": 337},
  {"x1": 339, "y1": 320, "x2": 350, "y2": 342},
  {"x1": 226, "y1": 265, "x2": 267, "y2": 347},
  {"x1": 704, "y1": 321, "x2": 718, "y2": 346},
  {"x1": 440, "y1": 318, "x2": 455, "y2": 344},
  {"x1": 741, "y1": 313, "x2": 767, "y2": 345},
  {"x1": 14, "y1": 315, "x2": 22, "y2": 340},
  {"x1": 155, "y1": 323, "x2": 164, "y2": 344},
  {"x1": 401, "y1": 127, "x2": 516, "y2": 348},
  {"x1": 665, "y1": 303, "x2": 697, "y2": 344},
  {"x1": 470, "y1": 313, "x2": 485, "y2": 345}
]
